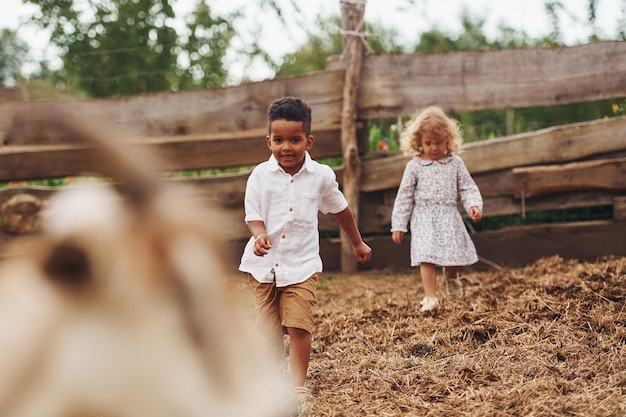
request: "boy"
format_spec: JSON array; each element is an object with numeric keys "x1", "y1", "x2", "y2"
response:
[{"x1": 239, "y1": 97, "x2": 372, "y2": 411}]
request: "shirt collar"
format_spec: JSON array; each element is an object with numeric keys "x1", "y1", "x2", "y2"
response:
[
  {"x1": 267, "y1": 151, "x2": 315, "y2": 174},
  {"x1": 416, "y1": 155, "x2": 454, "y2": 166}
]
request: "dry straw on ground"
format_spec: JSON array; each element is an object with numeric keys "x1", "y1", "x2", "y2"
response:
[{"x1": 300, "y1": 256, "x2": 626, "y2": 416}]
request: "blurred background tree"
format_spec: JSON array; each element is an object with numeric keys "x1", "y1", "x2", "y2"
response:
[
  {"x1": 23, "y1": 0, "x2": 236, "y2": 96},
  {"x1": 0, "y1": 29, "x2": 28, "y2": 85}
]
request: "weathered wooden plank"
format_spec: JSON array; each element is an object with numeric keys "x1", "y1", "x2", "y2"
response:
[
  {"x1": 480, "y1": 192, "x2": 615, "y2": 218},
  {"x1": 318, "y1": 220, "x2": 626, "y2": 271},
  {"x1": 463, "y1": 116, "x2": 626, "y2": 174},
  {"x1": 471, "y1": 220, "x2": 626, "y2": 267},
  {"x1": 615, "y1": 196, "x2": 626, "y2": 222},
  {"x1": 0, "y1": 70, "x2": 346, "y2": 140},
  {"x1": 513, "y1": 157, "x2": 626, "y2": 198},
  {"x1": 361, "y1": 117, "x2": 626, "y2": 191},
  {"x1": 352, "y1": 41, "x2": 626, "y2": 118},
  {"x1": 356, "y1": 190, "x2": 616, "y2": 235},
  {"x1": 473, "y1": 169, "x2": 514, "y2": 197},
  {"x1": 0, "y1": 125, "x2": 342, "y2": 181}
]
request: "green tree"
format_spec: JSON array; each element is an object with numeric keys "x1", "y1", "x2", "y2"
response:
[
  {"x1": 171, "y1": 1, "x2": 235, "y2": 90},
  {"x1": 276, "y1": 16, "x2": 405, "y2": 77},
  {"x1": 0, "y1": 29, "x2": 28, "y2": 85},
  {"x1": 26, "y1": 0, "x2": 235, "y2": 97}
]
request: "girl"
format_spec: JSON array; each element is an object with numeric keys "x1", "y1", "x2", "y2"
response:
[{"x1": 391, "y1": 106, "x2": 483, "y2": 312}]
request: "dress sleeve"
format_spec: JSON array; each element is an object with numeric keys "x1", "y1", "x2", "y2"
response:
[
  {"x1": 456, "y1": 157, "x2": 483, "y2": 214},
  {"x1": 391, "y1": 159, "x2": 417, "y2": 232}
]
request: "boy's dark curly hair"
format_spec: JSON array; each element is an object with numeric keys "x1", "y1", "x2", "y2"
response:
[{"x1": 267, "y1": 97, "x2": 312, "y2": 136}]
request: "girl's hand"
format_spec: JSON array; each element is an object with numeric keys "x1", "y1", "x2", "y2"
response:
[
  {"x1": 253, "y1": 233, "x2": 272, "y2": 256},
  {"x1": 392, "y1": 231, "x2": 404, "y2": 245},
  {"x1": 468, "y1": 206, "x2": 482, "y2": 222}
]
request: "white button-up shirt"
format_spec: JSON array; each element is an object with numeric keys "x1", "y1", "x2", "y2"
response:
[{"x1": 239, "y1": 152, "x2": 348, "y2": 287}]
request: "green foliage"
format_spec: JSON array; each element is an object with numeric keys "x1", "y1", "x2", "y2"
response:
[
  {"x1": 0, "y1": 28, "x2": 28, "y2": 85},
  {"x1": 450, "y1": 98, "x2": 626, "y2": 143},
  {"x1": 173, "y1": 2, "x2": 235, "y2": 90},
  {"x1": 275, "y1": 16, "x2": 343, "y2": 77},
  {"x1": 368, "y1": 120, "x2": 400, "y2": 152},
  {"x1": 0, "y1": 177, "x2": 71, "y2": 189},
  {"x1": 275, "y1": 16, "x2": 406, "y2": 77},
  {"x1": 316, "y1": 157, "x2": 343, "y2": 168},
  {"x1": 26, "y1": 0, "x2": 236, "y2": 96}
]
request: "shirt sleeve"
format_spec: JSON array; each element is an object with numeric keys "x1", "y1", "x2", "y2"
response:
[
  {"x1": 456, "y1": 156, "x2": 483, "y2": 214},
  {"x1": 243, "y1": 168, "x2": 264, "y2": 223},
  {"x1": 318, "y1": 164, "x2": 348, "y2": 215},
  {"x1": 391, "y1": 159, "x2": 417, "y2": 232}
]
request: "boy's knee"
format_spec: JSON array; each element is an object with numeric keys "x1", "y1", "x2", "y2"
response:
[{"x1": 287, "y1": 327, "x2": 311, "y2": 341}]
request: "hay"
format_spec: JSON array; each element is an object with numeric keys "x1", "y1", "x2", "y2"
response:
[{"x1": 302, "y1": 256, "x2": 626, "y2": 416}]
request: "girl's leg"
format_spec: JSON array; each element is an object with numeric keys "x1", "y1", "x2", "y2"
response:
[
  {"x1": 443, "y1": 266, "x2": 464, "y2": 298},
  {"x1": 420, "y1": 262, "x2": 438, "y2": 298},
  {"x1": 443, "y1": 266, "x2": 459, "y2": 279},
  {"x1": 286, "y1": 327, "x2": 311, "y2": 387}
]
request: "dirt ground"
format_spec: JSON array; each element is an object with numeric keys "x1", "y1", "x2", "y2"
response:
[{"x1": 300, "y1": 255, "x2": 626, "y2": 416}]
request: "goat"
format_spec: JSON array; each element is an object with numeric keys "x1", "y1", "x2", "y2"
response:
[{"x1": 0, "y1": 109, "x2": 293, "y2": 417}]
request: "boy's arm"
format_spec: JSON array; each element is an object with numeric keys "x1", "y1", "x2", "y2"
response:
[
  {"x1": 332, "y1": 207, "x2": 372, "y2": 264},
  {"x1": 247, "y1": 220, "x2": 272, "y2": 257}
]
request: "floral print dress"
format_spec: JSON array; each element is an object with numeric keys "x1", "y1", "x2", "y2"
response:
[{"x1": 391, "y1": 155, "x2": 483, "y2": 267}]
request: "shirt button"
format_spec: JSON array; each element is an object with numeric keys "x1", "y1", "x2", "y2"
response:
[
  {"x1": 289, "y1": 207, "x2": 293, "y2": 212},
  {"x1": 275, "y1": 263, "x2": 279, "y2": 267},
  {"x1": 290, "y1": 179, "x2": 294, "y2": 183},
  {"x1": 282, "y1": 235, "x2": 286, "y2": 239}
]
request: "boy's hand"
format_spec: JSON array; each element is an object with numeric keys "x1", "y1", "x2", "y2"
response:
[
  {"x1": 354, "y1": 242, "x2": 372, "y2": 264},
  {"x1": 468, "y1": 206, "x2": 482, "y2": 222},
  {"x1": 253, "y1": 233, "x2": 272, "y2": 256},
  {"x1": 392, "y1": 231, "x2": 404, "y2": 245}
]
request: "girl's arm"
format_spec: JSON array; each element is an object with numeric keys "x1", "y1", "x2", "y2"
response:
[
  {"x1": 392, "y1": 231, "x2": 404, "y2": 245},
  {"x1": 332, "y1": 207, "x2": 372, "y2": 264},
  {"x1": 467, "y1": 206, "x2": 482, "y2": 222},
  {"x1": 391, "y1": 160, "x2": 417, "y2": 233},
  {"x1": 457, "y1": 158, "x2": 483, "y2": 219}
]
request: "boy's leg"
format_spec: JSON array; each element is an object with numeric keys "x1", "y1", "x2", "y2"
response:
[
  {"x1": 248, "y1": 275, "x2": 284, "y2": 357},
  {"x1": 286, "y1": 327, "x2": 311, "y2": 386},
  {"x1": 280, "y1": 274, "x2": 319, "y2": 387}
]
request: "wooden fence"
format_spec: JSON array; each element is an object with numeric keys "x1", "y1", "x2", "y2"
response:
[{"x1": 1, "y1": 40, "x2": 625, "y2": 271}]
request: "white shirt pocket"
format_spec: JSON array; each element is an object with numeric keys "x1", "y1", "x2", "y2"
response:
[{"x1": 297, "y1": 192, "x2": 320, "y2": 223}]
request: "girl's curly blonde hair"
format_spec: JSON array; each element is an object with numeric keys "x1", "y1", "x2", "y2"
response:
[{"x1": 399, "y1": 105, "x2": 464, "y2": 157}]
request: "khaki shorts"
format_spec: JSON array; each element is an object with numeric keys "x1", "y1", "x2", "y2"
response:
[{"x1": 248, "y1": 273, "x2": 319, "y2": 336}]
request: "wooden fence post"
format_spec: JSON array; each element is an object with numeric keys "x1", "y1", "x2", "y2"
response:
[{"x1": 339, "y1": 0, "x2": 366, "y2": 273}]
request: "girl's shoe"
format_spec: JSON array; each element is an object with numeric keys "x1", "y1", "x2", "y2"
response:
[{"x1": 420, "y1": 296, "x2": 439, "y2": 312}]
